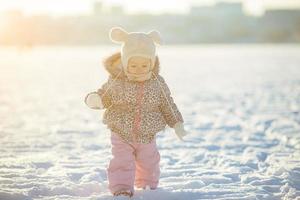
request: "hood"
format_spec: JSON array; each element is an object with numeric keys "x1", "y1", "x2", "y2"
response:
[{"x1": 102, "y1": 52, "x2": 160, "y2": 79}]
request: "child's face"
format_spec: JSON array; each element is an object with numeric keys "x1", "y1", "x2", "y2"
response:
[{"x1": 127, "y1": 56, "x2": 151, "y2": 75}]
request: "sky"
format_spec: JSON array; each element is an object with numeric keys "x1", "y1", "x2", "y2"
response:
[{"x1": 0, "y1": 0, "x2": 300, "y2": 16}]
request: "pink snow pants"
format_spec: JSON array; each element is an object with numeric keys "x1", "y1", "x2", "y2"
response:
[{"x1": 107, "y1": 131, "x2": 160, "y2": 194}]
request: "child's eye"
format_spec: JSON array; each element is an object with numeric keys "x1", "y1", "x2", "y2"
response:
[
  {"x1": 142, "y1": 65, "x2": 147, "y2": 68},
  {"x1": 131, "y1": 65, "x2": 136, "y2": 68}
]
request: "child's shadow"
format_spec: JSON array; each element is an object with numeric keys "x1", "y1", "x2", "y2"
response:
[
  {"x1": 96, "y1": 188, "x2": 202, "y2": 200},
  {"x1": 133, "y1": 188, "x2": 202, "y2": 200}
]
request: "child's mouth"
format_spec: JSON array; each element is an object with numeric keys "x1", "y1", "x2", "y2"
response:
[{"x1": 129, "y1": 71, "x2": 150, "y2": 75}]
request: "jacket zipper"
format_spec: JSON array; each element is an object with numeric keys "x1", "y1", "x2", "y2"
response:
[{"x1": 132, "y1": 82, "x2": 145, "y2": 143}]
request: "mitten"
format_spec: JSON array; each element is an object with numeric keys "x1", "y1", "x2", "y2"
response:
[
  {"x1": 85, "y1": 92, "x2": 104, "y2": 109},
  {"x1": 173, "y1": 122, "x2": 188, "y2": 141}
]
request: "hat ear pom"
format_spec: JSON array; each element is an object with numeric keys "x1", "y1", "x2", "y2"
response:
[
  {"x1": 109, "y1": 27, "x2": 128, "y2": 43},
  {"x1": 147, "y1": 30, "x2": 162, "y2": 45}
]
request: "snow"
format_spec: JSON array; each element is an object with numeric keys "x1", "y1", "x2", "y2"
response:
[{"x1": 0, "y1": 45, "x2": 300, "y2": 200}]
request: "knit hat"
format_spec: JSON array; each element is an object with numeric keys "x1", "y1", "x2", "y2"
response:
[{"x1": 109, "y1": 27, "x2": 162, "y2": 80}]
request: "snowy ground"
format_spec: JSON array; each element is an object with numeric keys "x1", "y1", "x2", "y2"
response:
[{"x1": 0, "y1": 45, "x2": 300, "y2": 200}]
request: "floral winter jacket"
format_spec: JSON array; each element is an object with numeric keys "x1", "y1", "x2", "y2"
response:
[{"x1": 97, "y1": 52, "x2": 184, "y2": 144}]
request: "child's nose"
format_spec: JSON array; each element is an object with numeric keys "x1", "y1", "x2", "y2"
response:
[{"x1": 137, "y1": 66, "x2": 144, "y2": 72}]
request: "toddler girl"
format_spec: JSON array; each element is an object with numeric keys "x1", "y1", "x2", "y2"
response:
[{"x1": 85, "y1": 27, "x2": 188, "y2": 198}]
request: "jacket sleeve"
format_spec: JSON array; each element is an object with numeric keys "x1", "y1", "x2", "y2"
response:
[
  {"x1": 97, "y1": 77, "x2": 113, "y2": 108},
  {"x1": 158, "y1": 76, "x2": 184, "y2": 128}
]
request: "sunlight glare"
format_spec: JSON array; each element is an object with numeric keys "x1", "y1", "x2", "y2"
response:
[{"x1": 244, "y1": 0, "x2": 264, "y2": 16}]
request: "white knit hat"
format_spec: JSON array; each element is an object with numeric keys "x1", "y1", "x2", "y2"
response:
[{"x1": 109, "y1": 27, "x2": 162, "y2": 71}]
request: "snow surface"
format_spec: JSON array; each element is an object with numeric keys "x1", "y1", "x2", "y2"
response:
[{"x1": 0, "y1": 45, "x2": 300, "y2": 200}]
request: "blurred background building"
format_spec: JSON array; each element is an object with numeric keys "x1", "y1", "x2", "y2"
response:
[{"x1": 0, "y1": 0, "x2": 299, "y2": 46}]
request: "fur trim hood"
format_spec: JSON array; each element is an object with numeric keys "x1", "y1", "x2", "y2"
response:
[{"x1": 102, "y1": 52, "x2": 160, "y2": 79}]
